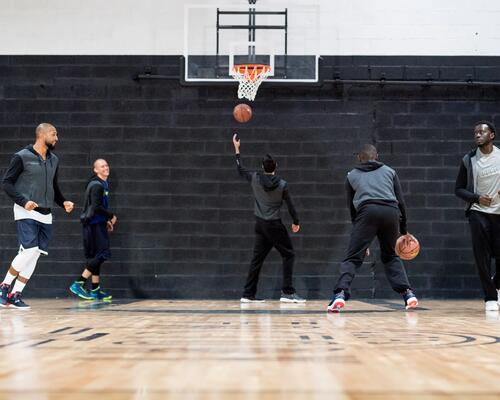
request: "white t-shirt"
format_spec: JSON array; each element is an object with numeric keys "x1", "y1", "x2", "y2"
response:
[
  {"x1": 13, "y1": 203, "x2": 52, "y2": 224},
  {"x1": 471, "y1": 146, "x2": 500, "y2": 215}
]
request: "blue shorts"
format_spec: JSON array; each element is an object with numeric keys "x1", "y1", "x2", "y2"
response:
[{"x1": 16, "y1": 219, "x2": 52, "y2": 255}]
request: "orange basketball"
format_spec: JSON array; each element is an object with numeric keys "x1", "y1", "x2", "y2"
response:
[
  {"x1": 395, "y1": 234, "x2": 420, "y2": 260},
  {"x1": 233, "y1": 103, "x2": 252, "y2": 123}
]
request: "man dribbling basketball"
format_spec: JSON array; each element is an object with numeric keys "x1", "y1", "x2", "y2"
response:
[{"x1": 327, "y1": 144, "x2": 418, "y2": 312}]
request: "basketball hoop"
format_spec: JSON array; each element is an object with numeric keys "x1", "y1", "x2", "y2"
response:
[{"x1": 230, "y1": 64, "x2": 271, "y2": 101}]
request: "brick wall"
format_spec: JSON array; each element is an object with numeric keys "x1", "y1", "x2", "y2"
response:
[{"x1": 0, "y1": 55, "x2": 498, "y2": 299}]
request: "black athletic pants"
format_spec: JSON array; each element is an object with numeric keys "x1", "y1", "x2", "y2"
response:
[
  {"x1": 242, "y1": 218, "x2": 295, "y2": 297},
  {"x1": 83, "y1": 222, "x2": 111, "y2": 276},
  {"x1": 468, "y1": 211, "x2": 500, "y2": 302},
  {"x1": 334, "y1": 204, "x2": 411, "y2": 299}
]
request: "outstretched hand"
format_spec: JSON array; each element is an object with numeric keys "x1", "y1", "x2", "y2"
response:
[
  {"x1": 233, "y1": 134, "x2": 241, "y2": 153},
  {"x1": 291, "y1": 224, "x2": 300, "y2": 233}
]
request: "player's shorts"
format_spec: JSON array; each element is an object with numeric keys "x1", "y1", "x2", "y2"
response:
[{"x1": 16, "y1": 219, "x2": 52, "y2": 255}]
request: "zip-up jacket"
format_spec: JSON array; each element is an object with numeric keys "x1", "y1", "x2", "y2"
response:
[
  {"x1": 236, "y1": 154, "x2": 299, "y2": 224},
  {"x1": 2, "y1": 145, "x2": 66, "y2": 211},
  {"x1": 80, "y1": 176, "x2": 115, "y2": 224},
  {"x1": 346, "y1": 160, "x2": 407, "y2": 234},
  {"x1": 454, "y1": 146, "x2": 500, "y2": 216}
]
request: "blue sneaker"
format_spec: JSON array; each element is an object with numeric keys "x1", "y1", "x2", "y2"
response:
[
  {"x1": 401, "y1": 289, "x2": 418, "y2": 310},
  {"x1": 7, "y1": 292, "x2": 30, "y2": 310},
  {"x1": 69, "y1": 281, "x2": 92, "y2": 300},
  {"x1": 89, "y1": 287, "x2": 112, "y2": 301},
  {"x1": 0, "y1": 283, "x2": 10, "y2": 307},
  {"x1": 327, "y1": 290, "x2": 346, "y2": 313}
]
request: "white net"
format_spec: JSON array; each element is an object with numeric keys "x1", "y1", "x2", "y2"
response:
[{"x1": 230, "y1": 64, "x2": 271, "y2": 101}]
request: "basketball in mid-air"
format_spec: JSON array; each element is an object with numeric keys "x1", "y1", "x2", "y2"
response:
[
  {"x1": 396, "y1": 234, "x2": 420, "y2": 260},
  {"x1": 233, "y1": 103, "x2": 252, "y2": 123}
]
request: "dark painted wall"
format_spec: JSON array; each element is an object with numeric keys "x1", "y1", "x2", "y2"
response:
[{"x1": 0, "y1": 55, "x2": 499, "y2": 299}]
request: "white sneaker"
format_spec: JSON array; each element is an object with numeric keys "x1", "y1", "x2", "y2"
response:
[
  {"x1": 279, "y1": 292, "x2": 306, "y2": 303},
  {"x1": 240, "y1": 297, "x2": 265, "y2": 303},
  {"x1": 485, "y1": 300, "x2": 499, "y2": 311}
]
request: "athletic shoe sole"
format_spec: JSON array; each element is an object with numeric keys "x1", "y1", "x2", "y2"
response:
[
  {"x1": 327, "y1": 299, "x2": 345, "y2": 313},
  {"x1": 69, "y1": 286, "x2": 93, "y2": 300},
  {"x1": 405, "y1": 297, "x2": 419, "y2": 310},
  {"x1": 92, "y1": 296, "x2": 112, "y2": 301},
  {"x1": 8, "y1": 304, "x2": 30, "y2": 310},
  {"x1": 240, "y1": 298, "x2": 265, "y2": 303},
  {"x1": 280, "y1": 297, "x2": 306, "y2": 303}
]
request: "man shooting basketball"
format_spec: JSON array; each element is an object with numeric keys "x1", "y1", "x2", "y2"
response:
[{"x1": 232, "y1": 134, "x2": 305, "y2": 303}]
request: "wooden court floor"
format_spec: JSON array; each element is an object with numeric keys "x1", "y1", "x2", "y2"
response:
[{"x1": 0, "y1": 299, "x2": 499, "y2": 400}]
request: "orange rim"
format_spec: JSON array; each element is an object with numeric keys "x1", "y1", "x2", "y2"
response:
[{"x1": 232, "y1": 64, "x2": 271, "y2": 81}]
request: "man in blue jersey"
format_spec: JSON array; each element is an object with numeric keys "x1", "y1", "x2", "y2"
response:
[{"x1": 70, "y1": 159, "x2": 117, "y2": 301}]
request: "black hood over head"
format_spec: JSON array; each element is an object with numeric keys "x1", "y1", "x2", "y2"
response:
[
  {"x1": 355, "y1": 160, "x2": 384, "y2": 172},
  {"x1": 256, "y1": 171, "x2": 281, "y2": 192}
]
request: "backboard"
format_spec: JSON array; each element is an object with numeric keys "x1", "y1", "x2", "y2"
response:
[{"x1": 183, "y1": 1, "x2": 320, "y2": 84}]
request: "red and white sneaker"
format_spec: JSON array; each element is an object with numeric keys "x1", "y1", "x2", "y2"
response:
[
  {"x1": 327, "y1": 291, "x2": 346, "y2": 313},
  {"x1": 402, "y1": 289, "x2": 418, "y2": 310}
]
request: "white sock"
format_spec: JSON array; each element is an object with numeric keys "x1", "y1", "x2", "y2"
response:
[
  {"x1": 2, "y1": 271, "x2": 17, "y2": 286},
  {"x1": 11, "y1": 279, "x2": 26, "y2": 294}
]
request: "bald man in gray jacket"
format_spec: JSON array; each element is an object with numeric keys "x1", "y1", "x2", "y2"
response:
[{"x1": 328, "y1": 144, "x2": 418, "y2": 312}]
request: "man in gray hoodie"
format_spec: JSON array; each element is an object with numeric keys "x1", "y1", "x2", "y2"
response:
[
  {"x1": 233, "y1": 134, "x2": 305, "y2": 303},
  {"x1": 327, "y1": 144, "x2": 418, "y2": 312}
]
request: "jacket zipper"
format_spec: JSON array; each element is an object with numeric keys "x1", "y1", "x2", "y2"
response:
[{"x1": 44, "y1": 160, "x2": 48, "y2": 205}]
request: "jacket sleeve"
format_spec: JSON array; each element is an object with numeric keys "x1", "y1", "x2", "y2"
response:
[
  {"x1": 393, "y1": 174, "x2": 408, "y2": 235},
  {"x1": 235, "y1": 154, "x2": 253, "y2": 182},
  {"x1": 53, "y1": 166, "x2": 67, "y2": 208},
  {"x1": 455, "y1": 160, "x2": 480, "y2": 204},
  {"x1": 1, "y1": 154, "x2": 29, "y2": 207},
  {"x1": 345, "y1": 177, "x2": 357, "y2": 223},
  {"x1": 283, "y1": 185, "x2": 299, "y2": 225},
  {"x1": 89, "y1": 185, "x2": 114, "y2": 220}
]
